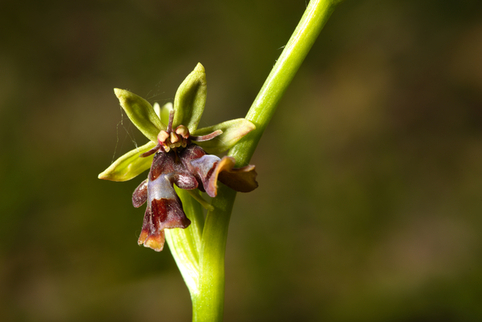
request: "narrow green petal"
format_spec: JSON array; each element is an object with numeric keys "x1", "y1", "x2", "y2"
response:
[
  {"x1": 114, "y1": 88, "x2": 164, "y2": 142},
  {"x1": 98, "y1": 141, "x2": 156, "y2": 182},
  {"x1": 173, "y1": 63, "x2": 207, "y2": 132},
  {"x1": 193, "y1": 119, "x2": 255, "y2": 155}
]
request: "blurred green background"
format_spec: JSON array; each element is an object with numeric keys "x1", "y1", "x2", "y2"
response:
[{"x1": 1, "y1": 0, "x2": 482, "y2": 321}]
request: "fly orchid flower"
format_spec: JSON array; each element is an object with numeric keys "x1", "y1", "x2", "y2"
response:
[{"x1": 98, "y1": 63, "x2": 258, "y2": 251}]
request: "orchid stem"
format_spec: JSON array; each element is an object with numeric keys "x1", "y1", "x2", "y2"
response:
[
  {"x1": 192, "y1": 187, "x2": 236, "y2": 322},
  {"x1": 230, "y1": 0, "x2": 340, "y2": 165},
  {"x1": 192, "y1": 0, "x2": 340, "y2": 321}
]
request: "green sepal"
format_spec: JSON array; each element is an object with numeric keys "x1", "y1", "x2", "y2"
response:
[
  {"x1": 194, "y1": 118, "x2": 256, "y2": 155},
  {"x1": 98, "y1": 140, "x2": 156, "y2": 182},
  {"x1": 173, "y1": 63, "x2": 207, "y2": 132},
  {"x1": 165, "y1": 188, "x2": 205, "y2": 297},
  {"x1": 114, "y1": 88, "x2": 164, "y2": 142}
]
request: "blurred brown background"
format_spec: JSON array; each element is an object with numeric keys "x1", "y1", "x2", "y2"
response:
[{"x1": 1, "y1": 0, "x2": 482, "y2": 321}]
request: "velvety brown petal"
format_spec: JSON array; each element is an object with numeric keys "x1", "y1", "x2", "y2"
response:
[
  {"x1": 218, "y1": 161, "x2": 258, "y2": 193},
  {"x1": 132, "y1": 179, "x2": 148, "y2": 208}
]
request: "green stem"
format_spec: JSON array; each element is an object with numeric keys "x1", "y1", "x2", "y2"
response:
[
  {"x1": 192, "y1": 187, "x2": 236, "y2": 322},
  {"x1": 192, "y1": 1, "x2": 339, "y2": 321},
  {"x1": 230, "y1": 0, "x2": 339, "y2": 165}
]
